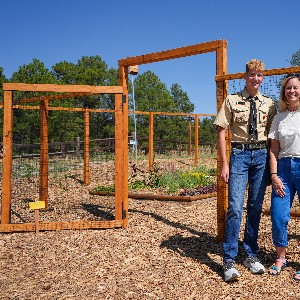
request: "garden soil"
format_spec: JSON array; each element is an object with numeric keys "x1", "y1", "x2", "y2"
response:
[{"x1": 1, "y1": 158, "x2": 300, "y2": 299}]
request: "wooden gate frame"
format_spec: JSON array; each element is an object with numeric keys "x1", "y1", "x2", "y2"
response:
[
  {"x1": 118, "y1": 39, "x2": 228, "y2": 236},
  {"x1": 0, "y1": 83, "x2": 126, "y2": 232}
]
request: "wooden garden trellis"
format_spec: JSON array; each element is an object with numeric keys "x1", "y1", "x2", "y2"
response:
[
  {"x1": 118, "y1": 39, "x2": 228, "y2": 236},
  {"x1": 0, "y1": 83, "x2": 126, "y2": 232},
  {"x1": 0, "y1": 39, "x2": 229, "y2": 235}
]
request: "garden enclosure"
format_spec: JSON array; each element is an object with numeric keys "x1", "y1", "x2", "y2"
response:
[
  {"x1": 1, "y1": 39, "x2": 299, "y2": 240},
  {"x1": 0, "y1": 84, "x2": 126, "y2": 232}
]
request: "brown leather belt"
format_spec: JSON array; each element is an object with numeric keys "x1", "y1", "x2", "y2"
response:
[{"x1": 231, "y1": 142, "x2": 267, "y2": 150}]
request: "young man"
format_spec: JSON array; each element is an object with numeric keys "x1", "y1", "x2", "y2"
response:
[{"x1": 214, "y1": 59, "x2": 276, "y2": 282}]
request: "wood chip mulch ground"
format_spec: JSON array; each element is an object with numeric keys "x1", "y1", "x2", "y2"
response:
[{"x1": 1, "y1": 158, "x2": 300, "y2": 299}]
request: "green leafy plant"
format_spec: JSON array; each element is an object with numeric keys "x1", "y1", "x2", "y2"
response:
[
  {"x1": 157, "y1": 165, "x2": 215, "y2": 194},
  {"x1": 128, "y1": 162, "x2": 216, "y2": 194},
  {"x1": 91, "y1": 161, "x2": 216, "y2": 196}
]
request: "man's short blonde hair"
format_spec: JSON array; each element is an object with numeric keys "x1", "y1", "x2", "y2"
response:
[{"x1": 246, "y1": 59, "x2": 265, "y2": 73}]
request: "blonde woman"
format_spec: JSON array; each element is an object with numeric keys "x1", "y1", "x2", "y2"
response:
[{"x1": 268, "y1": 75, "x2": 300, "y2": 280}]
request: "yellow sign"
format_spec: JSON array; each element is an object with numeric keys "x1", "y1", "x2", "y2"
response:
[{"x1": 29, "y1": 201, "x2": 45, "y2": 210}]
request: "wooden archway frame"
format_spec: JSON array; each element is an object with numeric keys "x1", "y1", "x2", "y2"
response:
[{"x1": 118, "y1": 39, "x2": 228, "y2": 233}]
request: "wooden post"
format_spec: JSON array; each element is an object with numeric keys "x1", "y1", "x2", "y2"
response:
[
  {"x1": 39, "y1": 99, "x2": 49, "y2": 207},
  {"x1": 35, "y1": 210, "x2": 40, "y2": 234},
  {"x1": 115, "y1": 64, "x2": 128, "y2": 226},
  {"x1": 84, "y1": 110, "x2": 90, "y2": 185},
  {"x1": 114, "y1": 91, "x2": 124, "y2": 221},
  {"x1": 188, "y1": 122, "x2": 192, "y2": 155},
  {"x1": 194, "y1": 114, "x2": 199, "y2": 164},
  {"x1": 148, "y1": 112, "x2": 154, "y2": 171},
  {"x1": 122, "y1": 66, "x2": 129, "y2": 228},
  {"x1": 1, "y1": 91, "x2": 13, "y2": 224},
  {"x1": 216, "y1": 40, "x2": 228, "y2": 241},
  {"x1": 76, "y1": 137, "x2": 80, "y2": 157}
]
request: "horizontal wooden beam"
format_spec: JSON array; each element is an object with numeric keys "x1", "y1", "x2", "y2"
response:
[
  {"x1": 119, "y1": 40, "x2": 226, "y2": 66},
  {"x1": 10, "y1": 105, "x2": 114, "y2": 113},
  {"x1": 132, "y1": 111, "x2": 216, "y2": 117},
  {"x1": 0, "y1": 220, "x2": 123, "y2": 232},
  {"x1": 0, "y1": 104, "x2": 215, "y2": 116},
  {"x1": 215, "y1": 66, "x2": 300, "y2": 81},
  {"x1": 3, "y1": 83, "x2": 124, "y2": 94}
]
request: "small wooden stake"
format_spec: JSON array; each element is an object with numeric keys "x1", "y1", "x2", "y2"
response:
[{"x1": 35, "y1": 210, "x2": 39, "y2": 234}]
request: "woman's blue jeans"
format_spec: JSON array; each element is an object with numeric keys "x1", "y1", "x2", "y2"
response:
[
  {"x1": 223, "y1": 148, "x2": 268, "y2": 262},
  {"x1": 271, "y1": 157, "x2": 300, "y2": 248}
]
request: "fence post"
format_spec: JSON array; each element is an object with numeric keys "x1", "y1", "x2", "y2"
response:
[
  {"x1": 179, "y1": 137, "x2": 182, "y2": 156},
  {"x1": 84, "y1": 111, "x2": 90, "y2": 185},
  {"x1": 39, "y1": 99, "x2": 49, "y2": 207},
  {"x1": 148, "y1": 112, "x2": 154, "y2": 171},
  {"x1": 1, "y1": 91, "x2": 13, "y2": 224},
  {"x1": 216, "y1": 41, "x2": 228, "y2": 242},
  {"x1": 76, "y1": 137, "x2": 80, "y2": 157},
  {"x1": 194, "y1": 114, "x2": 199, "y2": 164},
  {"x1": 188, "y1": 122, "x2": 192, "y2": 155}
]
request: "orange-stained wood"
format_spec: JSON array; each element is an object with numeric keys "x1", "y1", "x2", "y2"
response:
[
  {"x1": 0, "y1": 220, "x2": 123, "y2": 232},
  {"x1": 12, "y1": 105, "x2": 114, "y2": 113},
  {"x1": 194, "y1": 114, "x2": 199, "y2": 164},
  {"x1": 114, "y1": 88, "x2": 124, "y2": 221},
  {"x1": 39, "y1": 99, "x2": 49, "y2": 207},
  {"x1": 121, "y1": 66, "x2": 129, "y2": 228},
  {"x1": 84, "y1": 110, "x2": 90, "y2": 185},
  {"x1": 216, "y1": 42, "x2": 228, "y2": 242},
  {"x1": 148, "y1": 112, "x2": 154, "y2": 171},
  {"x1": 119, "y1": 40, "x2": 224, "y2": 66},
  {"x1": 1, "y1": 91, "x2": 13, "y2": 224},
  {"x1": 2, "y1": 82, "x2": 124, "y2": 232},
  {"x1": 3, "y1": 83, "x2": 124, "y2": 94},
  {"x1": 188, "y1": 122, "x2": 192, "y2": 155},
  {"x1": 215, "y1": 65, "x2": 300, "y2": 82},
  {"x1": 128, "y1": 110, "x2": 216, "y2": 117}
]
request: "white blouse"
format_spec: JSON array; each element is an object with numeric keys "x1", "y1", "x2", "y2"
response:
[{"x1": 268, "y1": 109, "x2": 300, "y2": 158}]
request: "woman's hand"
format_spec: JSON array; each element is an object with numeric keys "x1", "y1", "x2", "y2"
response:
[{"x1": 272, "y1": 175, "x2": 285, "y2": 197}]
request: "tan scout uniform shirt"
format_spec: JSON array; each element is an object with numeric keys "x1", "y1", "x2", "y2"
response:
[{"x1": 214, "y1": 88, "x2": 276, "y2": 143}]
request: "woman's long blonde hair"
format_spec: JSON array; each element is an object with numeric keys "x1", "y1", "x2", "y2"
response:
[{"x1": 278, "y1": 75, "x2": 300, "y2": 112}]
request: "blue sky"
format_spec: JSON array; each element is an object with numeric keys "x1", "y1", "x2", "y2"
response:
[{"x1": 0, "y1": 0, "x2": 298, "y2": 114}]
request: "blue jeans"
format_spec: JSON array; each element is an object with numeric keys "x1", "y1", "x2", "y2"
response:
[
  {"x1": 271, "y1": 157, "x2": 300, "y2": 248},
  {"x1": 223, "y1": 148, "x2": 268, "y2": 262}
]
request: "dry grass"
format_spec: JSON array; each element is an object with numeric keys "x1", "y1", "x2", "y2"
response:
[{"x1": 1, "y1": 158, "x2": 300, "y2": 299}]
